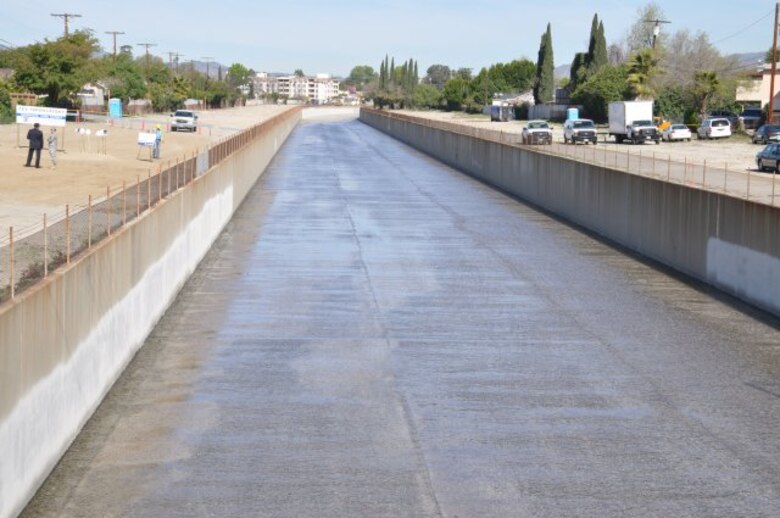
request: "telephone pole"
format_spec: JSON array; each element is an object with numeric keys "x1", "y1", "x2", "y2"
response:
[
  {"x1": 136, "y1": 42, "x2": 156, "y2": 70},
  {"x1": 105, "y1": 31, "x2": 124, "y2": 59},
  {"x1": 51, "y1": 13, "x2": 82, "y2": 37},
  {"x1": 769, "y1": 2, "x2": 779, "y2": 123},
  {"x1": 644, "y1": 18, "x2": 671, "y2": 49}
]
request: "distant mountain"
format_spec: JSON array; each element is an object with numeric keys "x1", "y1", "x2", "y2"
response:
[
  {"x1": 553, "y1": 51, "x2": 765, "y2": 81},
  {"x1": 554, "y1": 63, "x2": 571, "y2": 80}
]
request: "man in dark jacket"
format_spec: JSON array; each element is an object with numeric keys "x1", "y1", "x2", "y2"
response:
[{"x1": 25, "y1": 123, "x2": 44, "y2": 168}]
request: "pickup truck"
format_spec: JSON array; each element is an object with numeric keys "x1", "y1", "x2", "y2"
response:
[{"x1": 170, "y1": 110, "x2": 198, "y2": 132}]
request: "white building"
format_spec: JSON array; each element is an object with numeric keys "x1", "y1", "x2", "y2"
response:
[{"x1": 254, "y1": 72, "x2": 340, "y2": 103}]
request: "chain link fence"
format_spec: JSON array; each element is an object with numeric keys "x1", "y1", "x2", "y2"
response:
[
  {"x1": 0, "y1": 109, "x2": 297, "y2": 304},
  {"x1": 366, "y1": 109, "x2": 780, "y2": 208}
]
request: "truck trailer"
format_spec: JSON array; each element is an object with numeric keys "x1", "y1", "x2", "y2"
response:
[{"x1": 608, "y1": 101, "x2": 660, "y2": 144}]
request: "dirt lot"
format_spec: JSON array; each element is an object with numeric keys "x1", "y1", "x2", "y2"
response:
[
  {"x1": 398, "y1": 110, "x2": 764, "y2": 173},
  {"x1": 0, "y1": 105, "x2": 291, "y2": 232}
]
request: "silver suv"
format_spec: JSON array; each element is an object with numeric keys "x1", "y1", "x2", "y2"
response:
[
  {"x1": 170, "y1": 110, "x2": 198, "y2": 132},
  {"x1": 564, "y1": 118, "x2": 598, "y2": 145}
]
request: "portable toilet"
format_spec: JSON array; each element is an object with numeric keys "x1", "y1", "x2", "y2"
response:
[
  {"x1": 109, "y1": 98, "x2": 123, "y2": 118},
  {"x1": 567, "y1": 107, "x2": 579, "y2": 120}
]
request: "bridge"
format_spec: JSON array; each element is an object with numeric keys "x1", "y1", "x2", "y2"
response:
[{"x1": 8, "y1": 109, "x2": 780, "y2": 516}]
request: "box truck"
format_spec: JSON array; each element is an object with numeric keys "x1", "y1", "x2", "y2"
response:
[{"x1": 608, "y1": 101, "x2": 660, "y2": 144}]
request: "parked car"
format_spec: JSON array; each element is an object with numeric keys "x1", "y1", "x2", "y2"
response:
[
  {"x1": 563, "y1": 118, "x2": 598, "y2": 145},
  {"x1": 708, "y1": 110, "x2": 739, "y2": 128},
  {"x1": 521, "y1": 120, "x2": 553, "y2": 145},
  {"x1": 740, "y1": 108, "x2": 763, "y2": 131},
  {"x1": 756, "y1": 143, "x2": 780, "y2": 172},
  {"x1": 661, "y1": 124, "x2": 692, "y2": 142},
  {"x1": 752, "y1": 124, "x2": 780, "y2": 144},
  {"x1": 697, "y1": 118, "x2": 732, "y2": 140},
  {"x1": 169, "y1": 110, "x2": 198, "y2": 132}
]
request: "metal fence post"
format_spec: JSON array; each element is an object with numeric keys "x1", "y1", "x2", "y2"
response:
[
  {"x1": 702, "y1": 159, "x2": 707, "y2": 188},
  {"x1": 147, "y1": 171, "x2": 151, "y2": 210},
  {"x1": 122, "y1": 180, "x2": 127, "y2": 226},
  {"x1": 724, "y1": 162, "x2": 728, "y2": 192},
  {"x1": 43, "y1": 213, "x2": 48, "y2": 278},
  {"x1": 136, "y1": 175, "x2": 140, "y2": 217},
  {"x1": 773, "y1": 171, "x2": 777, "y2": 206},
  {"x1": 9, "y1": 227, "x2": 14, "y2": 300},
  {"x1": 747, "y1": 169, "x2": 751, "y2": 200},
  {"x1": 158, "y1": 165, "x2": 162, "y2": 203},
  {"x1": 88, "y1": 194, "x2": 93, "y2": 248},
  {"x1": 107, "y1": 186, "x2": 112, "y2": 236},
  {"x1": 66, "y1": 204, "x2": 71, "y2": 264}
]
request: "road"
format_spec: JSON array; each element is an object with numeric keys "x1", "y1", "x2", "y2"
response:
[{"x1": 23, "y1": 112, "x2": 780, "y2": 517}]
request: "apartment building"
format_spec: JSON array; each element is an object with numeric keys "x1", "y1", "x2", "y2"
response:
[{"x1": 254, "y1": 72, "x2": 340, "y2": 103}]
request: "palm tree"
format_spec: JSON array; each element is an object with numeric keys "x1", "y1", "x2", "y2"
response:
[
  {"x1": 626, "y1": 49, "x2": 660, "y2": 100},
  {"x1": 693, "y1": 70, "x2": 721, "y2": 119}
]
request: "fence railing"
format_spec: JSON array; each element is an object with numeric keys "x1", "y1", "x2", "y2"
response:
[
  {"x1": 364, "y1": 108, "x2": 780, "y2": 208},
  {"x1": 0, "y1": 108, "x2": 299, "y2": 305}
]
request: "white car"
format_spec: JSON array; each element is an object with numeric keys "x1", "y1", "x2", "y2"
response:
[
  {"x1": 662, "y1": 124, "x2": 692, "y2": 142},
  {"x1": 170, "y1": 110, "x2": 198, "y2": 132},
  {"x1": 521, "y1": 120, "x2": 553, "y2": 145},
  {"x1": 697, "y1": 118, "x2": 731, "y2": 140}
]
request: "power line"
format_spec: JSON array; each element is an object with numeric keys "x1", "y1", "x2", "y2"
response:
[
  {"x1": 50, "y1": 13, "x2": 82, "y2": 37},
  {"x1": 712, "y1": 9, "x2": 774, "y2": 45}
]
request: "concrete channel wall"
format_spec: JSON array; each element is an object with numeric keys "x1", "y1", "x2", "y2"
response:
[
  {"x1": 360, "y1": 108, "x2": 780, "y2": 319},
  {"x1": 0, "y1": 109, "x2": 301, "y2": 518}
]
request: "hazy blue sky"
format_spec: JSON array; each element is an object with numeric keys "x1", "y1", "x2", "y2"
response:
[{"x1": 0, "y1": 0, "x2": 775, "y2": 76}]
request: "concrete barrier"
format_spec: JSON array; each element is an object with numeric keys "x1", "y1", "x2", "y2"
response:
[
  {"x1": 360, "y1": 108, "x2": 780, "y2": 318},
  {"x1": 0, "y1": 108, "x2": 301, "y2": 518}
]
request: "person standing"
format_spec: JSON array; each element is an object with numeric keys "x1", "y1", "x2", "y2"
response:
[
  {"x1": 47, "y1": 128, "x2": 58, "y2": 169},
  {"x1": 153, "y1": 124, "x2": 162, "y2": 159},
  {"x1": 25, "y1": 123, "x2": 44, "y2": 168}
]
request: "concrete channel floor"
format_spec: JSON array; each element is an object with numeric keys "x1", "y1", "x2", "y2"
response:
[{"x1": 23, "y1": 112, "x2": 780, "y2": 517}]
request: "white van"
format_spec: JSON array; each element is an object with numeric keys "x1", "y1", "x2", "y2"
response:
[{"x1": 697, "y1": 118, "x2": 731, "y2": 140}]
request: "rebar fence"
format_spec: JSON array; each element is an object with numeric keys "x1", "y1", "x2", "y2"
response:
[
  {"x1": 364, "y1": 109, "x2": 780, "y2": 208},
  {"x1": 0, "y1": 108, "x2": 298, "y2": 304}
]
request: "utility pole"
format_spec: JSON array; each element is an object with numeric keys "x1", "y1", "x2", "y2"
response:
[
  {"x1": 770, "y1": 2, "x2": 779, "y2": 123},
  {"x1": 644, "y1": 18, "x2": 671, "y2": 49},
  {"x1": 105, "y1": 31, "x2": 124, "y2": 59},
  {"x1": 136, "y1": 42, "x2": 156, "y2": 71},
  {"x1": 51, "y1": 13, "x2": 82, "y2": 37}
]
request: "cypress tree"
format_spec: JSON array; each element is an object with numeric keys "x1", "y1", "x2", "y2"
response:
[
  {"x1": 390, "y1": 57, "x2": 395, "y2": 87},
  {"x1": 586, "y1": 14, "x2": 599, "y2": 67},
  {"x1": 594, "y1": 21, "x2": 608, "y2": 69},
  {"x1": 534, "y1": 23, "x2": 555, "y2": 104},
  {"x1": 569, "y1": 52, "x2": 587, "y2": 92}
]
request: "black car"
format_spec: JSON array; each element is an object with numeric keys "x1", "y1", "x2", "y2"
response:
[
  {"x1": 756, "y1": 143, "x2": 780, "y2": 172},
  {"x1": 752, "y1": 124, "x2": 780, "y2": 145}
]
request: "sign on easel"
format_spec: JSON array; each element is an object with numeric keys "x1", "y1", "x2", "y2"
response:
[
  {"x1": 137, "y1": 132, "x2": 156, "y2": 161},
  {"x1": 16, "y1": 105, "x2": 68, "y2": 150}
]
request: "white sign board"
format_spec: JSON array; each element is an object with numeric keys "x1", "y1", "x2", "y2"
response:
[
  {"x1": 15, "y1": 105, "x2": 67, "y2": 127},
  {"x1": 137, "y1": 132, "x2": 157, "y2": 147}
]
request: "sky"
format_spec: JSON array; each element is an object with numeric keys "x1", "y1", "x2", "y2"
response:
[{"x1": 0, "y1": 0, "x2": 776, "y2": 77}]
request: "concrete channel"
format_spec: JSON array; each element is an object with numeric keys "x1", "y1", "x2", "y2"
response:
[{"x1": 21, "y1": 110, "x2": 780, "y2": 516}]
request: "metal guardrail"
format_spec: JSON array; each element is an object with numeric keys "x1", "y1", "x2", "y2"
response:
[{"x1": 0, "y1": 108, "x2": 299, "y2": 304}]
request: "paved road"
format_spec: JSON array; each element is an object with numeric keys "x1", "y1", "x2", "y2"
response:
[{"x1": 23, "y1": 114, "x2": 780, "y2": 517}]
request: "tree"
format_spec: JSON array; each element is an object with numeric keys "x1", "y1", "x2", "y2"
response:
[
  {"x1": 227, "y1": 63, "x2": 251, "y2": 89},
  {"x1": 9, "y1": 30, "x2": 101, "y2": 106},
  {"x1": 454, "y1": 68, "x2": 473, "y2": 81},
  {"x1": 100, "y1": 53, "x2": 146, "y2": 100},
  {"x1": 692, "y1": 70, "x2": 722, "y2": 119},
  {"x1": 443, "y1": 77, "x2": 469, "y2": 110},
  {"x1": 501, "y1": 59, "x2": 536, "y2": 92},
  {"x1": 294, "y1": 68, "x2": 305, "y2": 77},
  {"x1": 569, "y1": 52, "x2": 587, "y2": 92},
  {"x1": 412, "y1": 84, "x2": 441, "y2": 109},
  {"x1": 348, "y1": 65, "x2": 376, "y2": 91},
  {"x1": 571, "y1": 64, "x2": 630, "y2": 121},
  {"x1": 625, "y1": 2, "x2": 667, "y2": 53},
  {"x1": 626, "y1": 48, "x2": 660, "y2": 99},
  {"x1": 534, "y1": 23, "x2": 555, "y2": 104},
  {"x1": 424, "y1": 64, "x2": 451, "y2": 90},
  {"x1": 591, "y1": 21, "x2": 609, "y2": 73}
]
